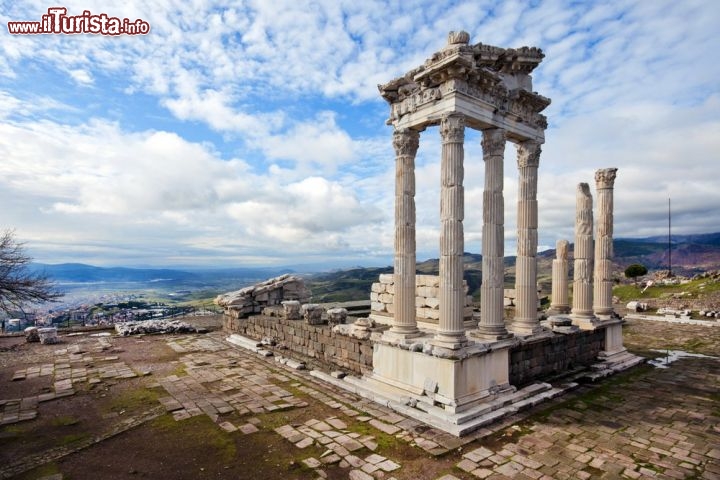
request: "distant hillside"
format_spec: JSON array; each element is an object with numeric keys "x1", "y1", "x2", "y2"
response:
[
  {"x1": 30, "y1": 232, "x2": 720, "y2": 303},
  {"x1": 30, "y1": 263, "x2": 197, "y2": 283},
  {"x1": 307, "y1": 254, "x2": 485, "y2": 303},
  {"x1": 308, "y1": 232, "x2": 720, "y2": 302},
  {"x1": 30, "y1": 263, "x2": 294, "y2": 283}
]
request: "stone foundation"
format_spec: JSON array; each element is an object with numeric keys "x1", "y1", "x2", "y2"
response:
[
  {"x1": 509, "y1": 328, "x2": 605, "y2": 387},
  {"x1": 224, "y1": 315, "x2": 373, "y2": 374},
  {"x1": 225, "y1": 314, "x2": 610, "y2": 385}
]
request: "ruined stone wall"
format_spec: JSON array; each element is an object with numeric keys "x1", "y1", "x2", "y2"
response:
[
  {"x1": 224, "y1": 315, "x2": 373, "y2": 375},
  {"x1": 226, "y1": 315, "x2": 609, "y2": 386},
  {"x1": 509, "y1": 328, "x2": 606, "y2": 387},
  {"x1": 370, "y1": 274, "x2": 472, "y2": 325}
]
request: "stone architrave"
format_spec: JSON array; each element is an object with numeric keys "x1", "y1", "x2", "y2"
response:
[
  {"x1": 593, "y1": 168, "x2": 618, "y2": 318},
  {"x1": 387, "y1": 128, "x2": 422, "y2": 340},
  {"x1": 549, "y1": 240, "x2": 570, "y2": 314},
  {"x1": 511, "y1": 141, "x2": 542, "y2": 335},
  {"x1": 433, "y1": 113, "x2": 468, "y2": 349},
  {"x1": 475, "y1": 128, "x2": 511, "y2": 340},
  {"x1": 571, "y1": 183, "x2": 597, "y2": 329}
]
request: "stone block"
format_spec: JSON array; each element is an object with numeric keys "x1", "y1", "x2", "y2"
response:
[
  {"x1": 417, "y1": 286, "x2": 439, "y2": 298},
  {"x1": 378, "y1": 273, "x2": 394, "y2": 284},
  {"x1": 378, "y1": 293, "x2": 394, "y2": 304},
  {"x1": 282, "y1": 300, "x2": 301, "y2": 320},
  {"x1": 417, "y1": 275, "x2": 440, "y2": 287},
  {"x1": 38, "y1": 327, "x2": 58, "y2": 344},
  {"x1": 425, "y1": 297, "x2": 440, "y2": 309},
  {"x1": 302, "y1": 304, "x2": 325, "y2": 325},
  {"x1": 24, "y1": 327, "x2": 39, "y2": 343}
]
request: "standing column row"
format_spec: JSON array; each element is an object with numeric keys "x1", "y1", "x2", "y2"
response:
[
  {"x1": 475, "y1": 128, "x2": 510, "y2": 340},
  {"x1": 434, "y1": 113, "x2": 468, "y2": 348},
  {"x1": 593, "y1": 168, "x2": 618, "y2": 318},
  {"x1": 512, "y1": 141, "x2": 542, "y2": 335},
  {"x1": 389, "y1": 128, "x2": 421, "y2": 338}
]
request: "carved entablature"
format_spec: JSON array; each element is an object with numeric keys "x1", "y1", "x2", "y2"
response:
[
  {"x1": 388, "y1": 87, "x2": 442, "y2": 124},
  {"x1": 378, "y1": 31, "x2": 551, "y2": 133}
]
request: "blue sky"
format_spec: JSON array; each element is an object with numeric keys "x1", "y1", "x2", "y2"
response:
[{"x1": 1, "y1": 1, "x2": 719, "y2": 268}]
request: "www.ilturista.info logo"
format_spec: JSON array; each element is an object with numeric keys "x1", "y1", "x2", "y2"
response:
[{"x1": 7, "y1": 7, "x2": 151, "y2": 35}]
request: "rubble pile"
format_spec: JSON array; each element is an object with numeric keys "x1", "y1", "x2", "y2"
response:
[
  {"x1": 115, "y1": 319, "x2": 202, "y2": 336},
  {"x1": 215, "y1": 274, "x2": 312, "y2": 319}
]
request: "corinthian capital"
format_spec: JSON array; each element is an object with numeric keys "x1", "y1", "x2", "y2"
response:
[
  {"x1": 517, "y1": 141, "x2": 541, "y2": 168},
  {"x1": 392, "y1": 128, "x2": 420, "y2": 157},
  {"x1": 481, "y1": 128, "x2": 505, "y2": 158},
  {"x1": 595, "y1": 168, "x2": 618, "y2": 189},
  {"x1": 439, "y1": 113, "x2": 465, "y2": 144}
]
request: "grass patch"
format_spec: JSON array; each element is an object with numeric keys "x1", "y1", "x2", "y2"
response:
[
  {"x1": 531, "y1": 365, "x2": 653, "y2": 422},
  {"x1": 59, "y1": 432, "x2": 91, "y2": 446},
  {"x1": 494, "y1": 422, "x2": 535, "y2": 443},
  {"x1": 169, "y1": 363, "x2": 187, "y2": 377},
  {"x1": 51, "y1": 415, "x2": 80, "y2": 427},
  {"x1": 346, "y1": 422, "x2": 397, "y2": 451},
  {"x1": 613, "y1": 277, "x2": 720, "y2": 304},
  {"x1": 1, "y1": 424, "x2": 26, "y2": 434},
  {"x1": 109, "y1": 386, "x2": 161, "y2": 413},
  {"x1": 151, "y1": 414, "x2": 236, "y2": 463},
  {"x1": 15, "y1": 462, "x2": 61, "y2": 480},
  {"x1": 681, "y1": 338, "x2": 709, "y2": 353}
]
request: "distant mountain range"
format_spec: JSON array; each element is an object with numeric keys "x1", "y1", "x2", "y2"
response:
[
  {"x1": 311, "y1": 232, "x2": 720, "y2": 302},
  {"x1": 610, "y1": 232, "x2": 720, "y2": 272},
  {"x1": 29, "y1": 263, "x2": 293, "y2": 285},
  {"x1": 29, "y1": 233, "x2": 720, "y2": 303}
]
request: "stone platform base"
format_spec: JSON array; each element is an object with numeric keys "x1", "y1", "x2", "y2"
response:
[
  {"x1": 585, "y1": 349, "x2": 646, "y2": 381},
  {"x1": 226, "y1": 334, "x2": 273, "y2": 356},
  {"x1": 311, "y1": 369, "x2": 573, "y2": 437}
]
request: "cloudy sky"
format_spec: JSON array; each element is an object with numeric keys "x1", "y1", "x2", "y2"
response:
[{"x1": 1, "y1": 1, "x2": 718, "y2": 269}]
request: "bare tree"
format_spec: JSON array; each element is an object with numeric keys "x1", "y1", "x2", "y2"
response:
[{"x1": 0, "y1": 230, "x2": 62, "y2": 313}]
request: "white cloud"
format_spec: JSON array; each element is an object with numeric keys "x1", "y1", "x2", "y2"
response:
[
  {"x1": 68, "y1": 69, "x2": 93, "y2": 85},
  {"x1": 0, "y1": 0, "x2": 718, "y2": 267}
]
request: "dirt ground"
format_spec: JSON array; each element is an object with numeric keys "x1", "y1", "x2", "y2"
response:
[{"x1": 0, "y1": 316, "x2": 718, "y2": 480}]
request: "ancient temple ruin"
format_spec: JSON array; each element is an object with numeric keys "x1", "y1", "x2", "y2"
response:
[
  {"x1": 222, "y1": 31, "x2": 643, "y2": 436},
  {"x1": 340, "y1": 31, "x2": 641, "y2": 434}
]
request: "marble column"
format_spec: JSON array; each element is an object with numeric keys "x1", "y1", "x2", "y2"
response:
[
  {"x1": 593, "y1": 168, "x2": 618, "y2": 318},
  {"x1": 433, "y1": 113, "x2": 468, "y2": 349},
  {"x1": 475, "y1": 128, "x2": 511, "y2": 340},
  {"x1": 511, "y1": 141, "x2": 542, "y2": 335},
  {"x1": 549, "y1": 239, "x2": 571, "y2": 314},
  {"x1": 571, "y1": 183, "x2": 596, "y2": 328},
  {"x1": 388, "y1": 128, "x2": 421, "y2": 338}
]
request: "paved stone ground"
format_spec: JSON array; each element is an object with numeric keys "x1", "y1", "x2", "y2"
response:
[
  {"x1": 1, "y1": 338, "x2": 137, "y2": 427},
  {"x1": 1, "y1": 321, "x2": 718, "y2": 479}
]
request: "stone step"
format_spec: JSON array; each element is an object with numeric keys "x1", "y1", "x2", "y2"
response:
[{"x1": 310, "y1": 369, "x2": 577, "y2": 437}]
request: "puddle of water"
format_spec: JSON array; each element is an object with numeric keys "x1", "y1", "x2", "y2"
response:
[{"x1": 648, "y1": 349, "x2": 719, "y2": 368}]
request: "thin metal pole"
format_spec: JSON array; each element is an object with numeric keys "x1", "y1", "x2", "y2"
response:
[{"x1": 668, "y1": 197, "x2": 672, "y2": 277}]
